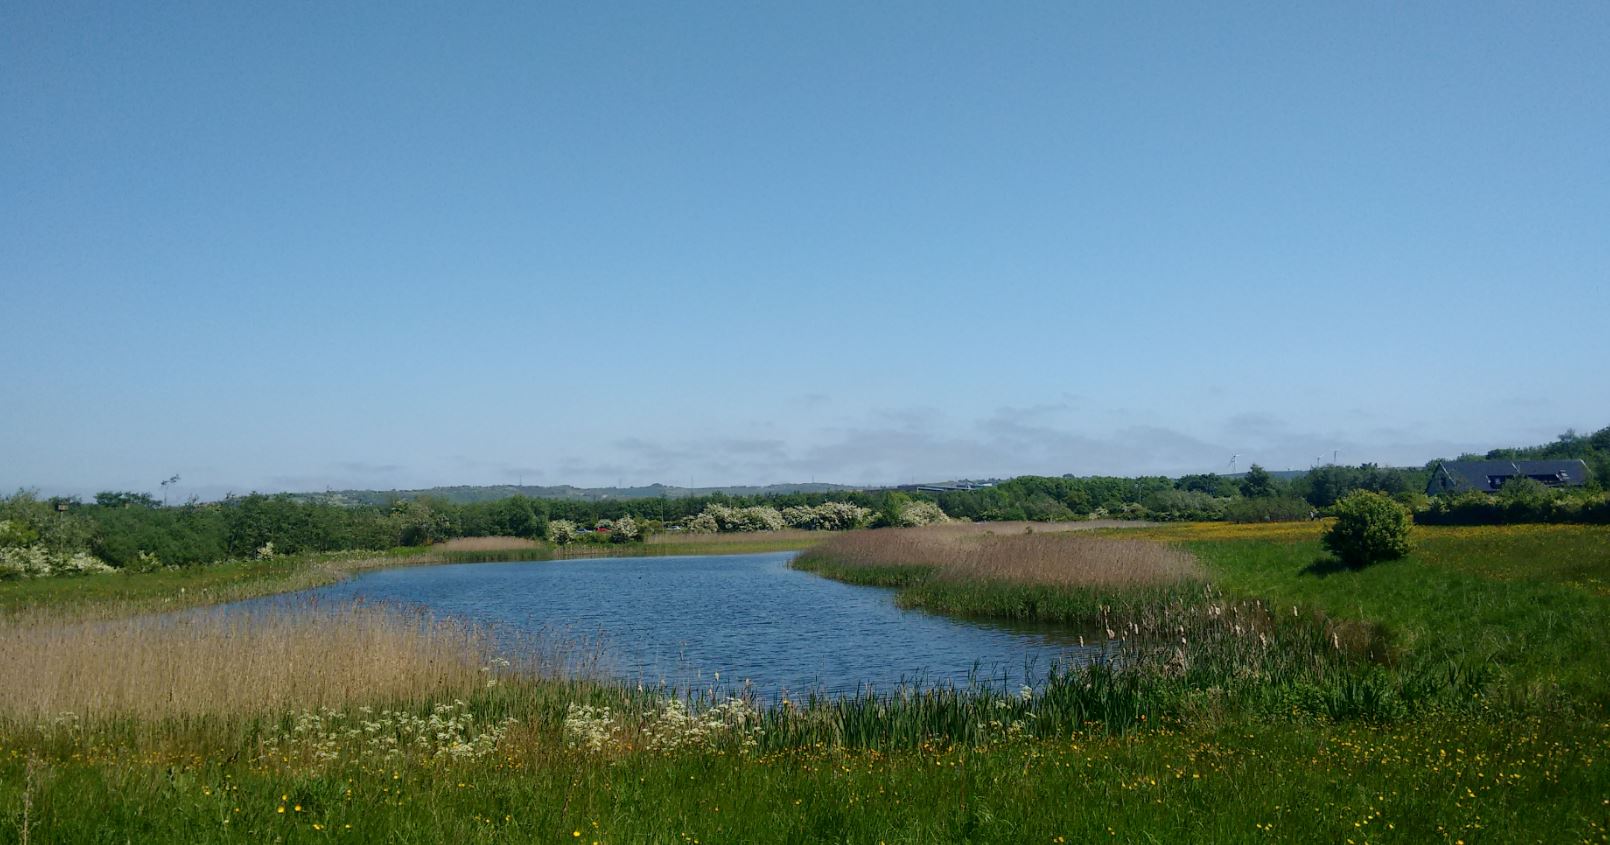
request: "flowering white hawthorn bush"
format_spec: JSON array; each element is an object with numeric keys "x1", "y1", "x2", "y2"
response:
[
  {"x1": 897, "y1": 500, "x2": 950, "y2": 527},
  {"x1": 684, "y1": 512, "x2": 720, "y2": 534},
  {"x1": 682, "y1": 502, "x2": 870, "y2": 533},
  {"x1": 780, "y1": 505, "x2": 816, "y2": 528},
  {"x1": 611, "y1": 514, "x2": 641, "y2": 540},
  {"x1": 742, "y1": 506, "x2": 786, "y2": 532},
  {"x1": 810, "y1": 501, "x2": 873, "y2": 530},
  {"x1": 695, "y1": 504, "x2": 786, "y2": 532},
  {"x1": 547, "y1": 519, "x2": 581, "y2": 545},
  {"x1": 0, "y1": 543, "x2": 114, "y2": 579}
]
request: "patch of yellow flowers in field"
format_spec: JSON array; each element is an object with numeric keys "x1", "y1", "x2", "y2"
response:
[{"x1": 1134, "y1": 521, "x2": 1329, "y2": 542}]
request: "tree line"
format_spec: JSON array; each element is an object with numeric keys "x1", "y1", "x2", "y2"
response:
[
  {"x1": 0, "y1": 463, "x2": 1422, "y2": 575},
  {"x1": 5, "y1": 425, "x2": 1605, "y2": 575}
]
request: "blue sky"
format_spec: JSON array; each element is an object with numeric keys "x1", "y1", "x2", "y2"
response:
[{"x1": 4, "y1": 1, "x2": 1608, "y2": 499}]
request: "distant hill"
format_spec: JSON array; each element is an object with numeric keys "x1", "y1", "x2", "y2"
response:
[
  {"x1": 282, "y1": 428, "x2": 1610, "y2": 508},
  {"x1": 292, "y1": 482, "x2": 864, "y2": 506}
]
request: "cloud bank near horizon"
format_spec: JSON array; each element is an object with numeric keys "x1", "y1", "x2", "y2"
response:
[{"x1": 7, "y1": 403, "x2": 1534, "y2": 502}]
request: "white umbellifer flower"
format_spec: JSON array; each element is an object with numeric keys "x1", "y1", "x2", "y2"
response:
[{"x1": 263, "y1": 700, "x2": 515, "y2": 765}]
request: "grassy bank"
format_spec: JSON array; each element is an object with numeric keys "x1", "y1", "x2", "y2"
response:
[
  {"x1": 5, "y1": 702, "x2": 1604, "y2": 843},
  {"x1": 0, "y1": 548, "x2": 440, "y2": 617},
  {"x1": 797, "y1": 523, "x2": 1610, "y2": 708},
  {"x1": 1126, "y1": 522, "x2": 1610, "y2": 708}
]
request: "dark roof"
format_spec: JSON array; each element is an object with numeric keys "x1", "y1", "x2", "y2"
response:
[{"x1": 1427, "y1": 459, "x2": 1591, "y2": 495}]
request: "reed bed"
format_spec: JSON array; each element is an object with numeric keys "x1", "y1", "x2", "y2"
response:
[
  {"x1": 789, "y1": 524, "x2": 1470, "y2": 728},
  {"x1": 0, "y1": 603, "x2": 498, "y2": 722},
  {"x1": 796, "y1": 527, "x2": 1202, "y2": 589},
  {"x1": 433, "y1": 536, "x2": 542, "y2": 551},
  {"x1": 889, "y1": 519, "x2": 1146, "y2": 537}
]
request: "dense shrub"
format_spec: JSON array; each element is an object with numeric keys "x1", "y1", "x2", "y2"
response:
[
  {"x1": 680, "y1": 502, "x2": 873, "y2": 533},
  {"x1": 609, "y1": 515, "x2": 641, "y2": 542},
  {"x1": 1322, "y1": 491, "x2": 1412, "y2": 567},
  {"x1": 895, "y1": 500, "x2": 950, "y2": 527},
  {"x1": 1140, "y1": 490, "x2": 1229, "y2": 522},
  {"x1": 931, "y1": 476, "x2": 1172, "y2": 521},
  {"x1": 1417, "y1": 490, "x2": 1610, "y2": 525},
  {"x1": 1224, "y1": 496, "x2": 1312, "y2": 523},
  {"x1": 779, "y1": 502, "x2": 872, "y2": 531},
  {"x1": 0, "y1": 545, "x2": 115, "y2": 578},
  {"x1": 1289, "y1": 464, "x2": 1425, "y2": 508},
  {"x1": 547, "y1": 520, "x2": 581, "y2": 545}
]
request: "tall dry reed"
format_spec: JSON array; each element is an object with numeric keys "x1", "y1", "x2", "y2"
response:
[
  {"x1": 434, "y1": 536, "x2": 542, "y2": 551},
  {"x1": 0, "y1": 603, "x2": 495, "y2": 722},
  {"x1": 801, "y1": 526, "x2": 1201, "y2": 588}
]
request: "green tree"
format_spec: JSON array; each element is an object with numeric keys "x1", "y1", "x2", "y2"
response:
[
  {"x1": 95, "y1": 491, "x2": 159, "y2": 508},
  {"x1": 1175, "y1": 473, "x2": 1234, "y2": 497},
  {"x1": 1322, "y1": 491, "x2": 1412, "y2": 568},
  {"x1": 877, "y1": 492, "x2": 911, "y2": 528},
  {"x1": 1496, "y1": 476, "x2": 1553, "y2": 507},
  {"x1": 1239, "y1": 465, "x2": 1278, "y2": 498}
]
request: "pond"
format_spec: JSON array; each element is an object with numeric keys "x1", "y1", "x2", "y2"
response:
[{"x1": 236, "y1": 551, "x2": 1104, "y2": 696}]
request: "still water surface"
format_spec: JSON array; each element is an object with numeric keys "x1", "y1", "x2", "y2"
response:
[{"x1": 255, "y1": 551, "x2": 1102, "y2": 696}]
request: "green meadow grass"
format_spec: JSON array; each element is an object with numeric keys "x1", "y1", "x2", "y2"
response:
[
  {"x1": 1165, "y1": 524, "x2": 1610, "y2": 708},
  {"x1": 4, "y1": 709, "x2": 1605, "y2": 844},
  {"x1": 0, "y1": 548, "x2": 435, "y2": 616},
  {"x1": 801, "y1": 523, "x2": 1610, "y2": 710}
]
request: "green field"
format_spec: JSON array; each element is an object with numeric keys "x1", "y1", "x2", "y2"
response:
[
  {"x1": 3, "y1": 523, "x2": 1609, "y2": 842},
  {"x1": 1152, "y1": 523, "x2": 1610, "y2": 708}
]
